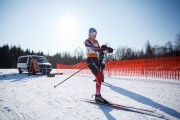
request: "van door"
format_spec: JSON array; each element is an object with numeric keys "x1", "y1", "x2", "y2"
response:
[{"x1": 17, "y1": 57, "x2": 28, "y2": 72}]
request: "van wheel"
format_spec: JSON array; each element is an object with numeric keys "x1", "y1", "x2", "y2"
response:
[
  {"x1": 19, "y1": 68, "x2": 22, "y2": 74},
  {"x1": 33, "y1": 69, "x2": 36, "y2": 75}
]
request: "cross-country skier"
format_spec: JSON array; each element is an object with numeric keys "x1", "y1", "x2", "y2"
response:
[{"x1": 84, "y1": 28, "x2": 113, "y2": 104}]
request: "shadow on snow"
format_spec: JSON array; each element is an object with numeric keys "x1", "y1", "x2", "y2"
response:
[
  {"x1": 0, "y1": 73, "x2": 45, "y2": 82},
  {"x1": 103, "y1": 82, "x2": 180, "y2": 119},
  {"x1": 98, "y1": 105, "x2": 116, "y2": 120}
]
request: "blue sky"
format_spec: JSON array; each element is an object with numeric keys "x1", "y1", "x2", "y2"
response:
[{"x1": 0, "y1": 0, "x2": 180, "y2": 55}]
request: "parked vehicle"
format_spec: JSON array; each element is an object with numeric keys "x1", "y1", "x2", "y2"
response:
[{"x1": 17, "y1": 55, "x2": 52, "y2": 74}]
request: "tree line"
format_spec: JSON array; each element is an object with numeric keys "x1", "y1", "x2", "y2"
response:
[
  {"x1": 0, "y1": 45, "x2": 84, "y2": 68},
  {"x1": 113, "y1": 31, "x2": 180, "y2": 60},
  {"x1": 0, "y1": 31, "x2": 180, "y2": 68}
]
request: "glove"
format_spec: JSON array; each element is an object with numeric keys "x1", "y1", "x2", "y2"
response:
[
  {"x1": 101, "y1": 45, "x2": 107, "y2": 50},
  {"x1": 107, "y1": 47, "x2": 113, "y2": 53}
]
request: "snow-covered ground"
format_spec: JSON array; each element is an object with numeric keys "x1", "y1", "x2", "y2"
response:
[{"x1": 0, "y1": 69, "x2": 180, "y2": 120}]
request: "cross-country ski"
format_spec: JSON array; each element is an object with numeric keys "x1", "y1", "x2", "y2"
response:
[{"x1": 82, "y1": 99, "x2": 169, "y2": 120}]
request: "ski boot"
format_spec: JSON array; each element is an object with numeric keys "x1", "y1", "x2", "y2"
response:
[{"x1": 95, "y1": 94, "x2": 109, "y2": 104}]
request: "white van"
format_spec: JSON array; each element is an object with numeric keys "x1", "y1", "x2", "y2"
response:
[{"x1": 17, "y1": 55, "x2": 52, "y2": 74}]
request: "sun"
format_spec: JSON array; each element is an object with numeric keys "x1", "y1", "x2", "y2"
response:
[{"x1": 59, "y1": 15, "x2": 78, "y2": 33}]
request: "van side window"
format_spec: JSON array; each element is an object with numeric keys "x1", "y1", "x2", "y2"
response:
[
  {"x1": 18, "y1": 57, "x2": 28, "y2": 63},
  {"x1": 28, "y1": 57, "x2": 32, "y2": 63}
]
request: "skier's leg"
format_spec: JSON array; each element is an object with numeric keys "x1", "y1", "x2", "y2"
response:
[
  {"x1": 95, "y1": 71, "x2": 102, "y2": 95},
  {"x1": 87, "y1": 58, "x2": 102, "y2": 94}
]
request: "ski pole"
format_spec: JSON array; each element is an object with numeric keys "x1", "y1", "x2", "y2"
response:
[
  {"x1": 105, "y1": 47, "x2": 115, "y2": 77},
  {"x1": 104, "y1": 52, "x2": 110, "y2": 77},
  {"x1": 54, "y1": 63, "x2": 90, "y2": 88}
]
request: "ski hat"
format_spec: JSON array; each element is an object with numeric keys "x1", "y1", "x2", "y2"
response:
[{"x1": 89, "y1": 28, "x2": 97, "y2": 34}]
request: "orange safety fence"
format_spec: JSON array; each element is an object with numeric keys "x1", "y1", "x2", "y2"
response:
[
  {"x1": 56, "y1": 56, "x2": 180, "y2": 80},
  {"x1": 56, "y1": 62, "x2": 92, "y2": 75}
]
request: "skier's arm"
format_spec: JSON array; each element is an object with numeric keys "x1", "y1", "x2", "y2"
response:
[
  {"x1": 84, "y1": 40, "x2": 107, "y2": 52},
  {"x1": 91, "y1": 44, "x2": 108, "y2": 52}
]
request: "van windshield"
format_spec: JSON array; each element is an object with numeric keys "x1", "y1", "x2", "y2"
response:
[{"x1": 32, "y1": 56, "x2": 48, "y2": 63}]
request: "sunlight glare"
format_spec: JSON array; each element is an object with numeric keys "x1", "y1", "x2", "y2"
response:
[{"x1": 59, "y1": 15, "x2": 78, "y2": 34}]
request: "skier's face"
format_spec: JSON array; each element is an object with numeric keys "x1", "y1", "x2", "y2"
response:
[{"x1": 89, "y1": 33, "x2": 97, "y2": 40}]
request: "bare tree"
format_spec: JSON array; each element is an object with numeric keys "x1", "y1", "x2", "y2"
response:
[
  {"x1": 114, "y1": 47, "x2": 121, "y2": 60},
  {"x1": 114, "y1": 46, "x2": 127, "y2": 60},
  {"x1": 174, "y1": 31, "x2": 180, "y2": 51},
  {"x1": 165, "y1": 41, "x2": 173, "y2": 55},
  {"x1": 125, "y1": 48, "x2": 133, "y2": 59},
  {"x1": 145, "y1": 40, "x2": 154, "y2": 57}
]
